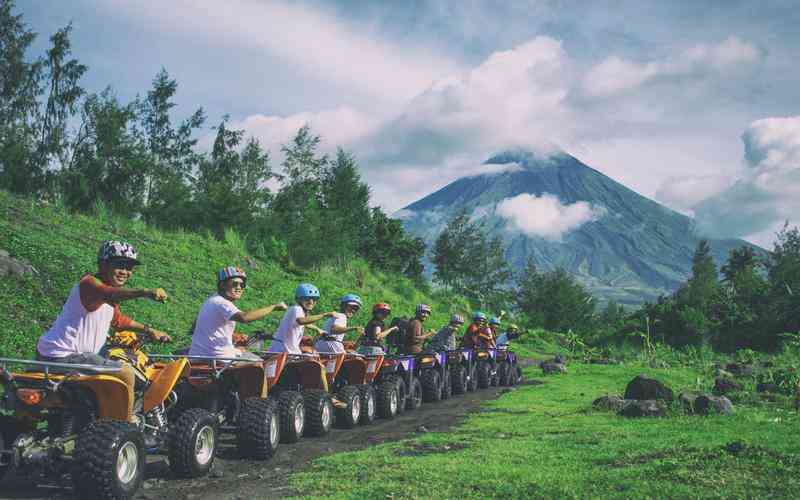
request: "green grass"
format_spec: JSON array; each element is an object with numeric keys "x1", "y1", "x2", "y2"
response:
[
  {"x1": 290, "y1": 360, "x2": 800, "y2": 499},
  {"x1": 0, "y1": 190, "x2": 468, "y2": 358}
]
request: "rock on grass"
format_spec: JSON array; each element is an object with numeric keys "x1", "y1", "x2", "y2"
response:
[
  {"x1": 713, "y1": 378, "x2": 743, "y2": 396},
  {"x1": 592, "y1": 395, "x2": 624, "y2": 412},
  {"x1": 618, "y1": 399, "x2": 667, "y2": 418},
  {"x1": 624, "y1": 375, "x2": 674, "y2": 402},
  {"x1": 694, "y1": 395, "x2": 734, "y2": 415}
]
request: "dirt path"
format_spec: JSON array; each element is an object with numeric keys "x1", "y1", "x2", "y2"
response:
[{"x1": 1, "y1": 385, "x2": 521, "y2": 499}]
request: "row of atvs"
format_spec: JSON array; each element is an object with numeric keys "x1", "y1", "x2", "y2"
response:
[{"x1": 0, "y1": 331, "x2": 523, "y2": 499}]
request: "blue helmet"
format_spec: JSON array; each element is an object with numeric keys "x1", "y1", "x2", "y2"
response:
[
  {"x1": 472, "y1": 311, "x2": 487, "y2": 321},
  {"x1": 295, "y1": 283, "x2": 320, "y2": 299},
  {"x1": 340, "y1": 293, "x2": 363, "y2": 308},
  {"x1": 489, "y1": 316, "x2": 501, "y2": 326}
]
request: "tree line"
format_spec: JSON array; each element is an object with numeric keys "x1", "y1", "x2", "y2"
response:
[{"x1": 0, "y1": 1, "x2": 424, "y2": 279}]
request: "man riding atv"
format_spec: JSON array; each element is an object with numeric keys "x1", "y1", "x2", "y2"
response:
[
  {"x1": 357, "y1": 302, "x2": 399, "y2": 355},
  {"x1": 267, "y1": 283, "x2": 336, "y2": 354},
  {"x1": 314, "y1": 294, "x2": 364, "y2": 354},
  {"x1": 496, "y1": 323, "x2": 522, "y2": 347},
  {"x1": 427, "y1": 314, "x2": 465, "y2": 352},
  {"x1": 189, "y1": 266, "x2": 287, "y2": 361},
  {"x1": 404, "y1": 304, "x2": 436, "y2": 355},
  {"x1": 35, "y1": 240, "x2": 170, "y2": 420},
  {"x1": 461, "y1": 311, "x2": 493, "y2": 349}
]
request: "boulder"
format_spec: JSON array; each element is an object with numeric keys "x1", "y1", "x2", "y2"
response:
[
  {"x1": 618, "y1": 399, "x2": 667, "y2": 418},
  {"x1": 678, "y1": 391, "x2": 702, "y2": 413},
  {"x1": 713, "y1": 378, "x2": 743, "y2": 396},
  {"x1": 725, "y1": 363, "x2": 754, "y2": 378},
  {"x1": 0, "y1": 249, "x2": 36, "y2": 277},
  {"x1": 541, "y1": 362, "x2": 567, "y2": 375},
  {"x1": 756, "y1": 382, "x2": 780, "y2": 393},
  {"x1": 623, "y1": 375, "x2": 674, "y2": 402},
  {"x1": 694, "y1": 395, "x2": 734, "y2": 415},
  {"x1": 592, "y1": 395, "x2": 625, "y2": 412}
]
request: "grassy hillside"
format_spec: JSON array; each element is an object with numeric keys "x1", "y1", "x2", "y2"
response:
[
  {"x1": 291, "y1": 359, "x2": 800, "y2": 499},
  {"x1": 0, "y1": 190, "x2": 468, "y2": 358}
]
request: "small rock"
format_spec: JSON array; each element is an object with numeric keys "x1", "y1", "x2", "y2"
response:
[
  {"x1": 694, "y1": 395, "x2": 734, "y2": 415},
  {"x1": 624, "y1": 374, "x2": 674, "y2": 401},
  {"x1": 0, "y1": 249, "x2": 36, "y2": 277},
  {"x1": 726, "y1": 363, "x2": 754, "y2": 378},
  {"x1": 618, "y1": 399, "x2": 667, "y2": 418},
  {"x1": 756, "y1": 382, "x2": 780, "y2": 393},
  {"x1": 541, "y1": 362, "x2": 567, "y2": 375},
  {"x1": 417, "y1": 425, "x2": 429, "y2": 433},
  {"x1": 678, "y1": 391, "x2": 702, "y2": 413},
  {"x1": 210, "y1": 469, "x2": 224, "y2": 479},
  {"x1": 592, "y1": 395, "x2": 625, "y2": 412},
  {"x1": 237, "y1": 473, "x2": 249, "y2": 479},
  {"x1": 713, "y1": 377, "x2": 743, "y2": 396}
]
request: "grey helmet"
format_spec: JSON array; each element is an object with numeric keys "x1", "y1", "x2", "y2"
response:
[{"x1": 98, "y1": 241, "x2": 140, "y2": 264}]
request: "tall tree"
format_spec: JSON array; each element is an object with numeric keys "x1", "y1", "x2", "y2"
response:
[{"x1": 322, "y1": 148, "x2": 372, "y2": 264}]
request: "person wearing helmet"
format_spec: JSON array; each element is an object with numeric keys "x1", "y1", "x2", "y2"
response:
[
  {"x1": 404, "y1": 304, "x2": 435, "y2": 354},
  {"x1": 357, "y1": 303, "x2": 399, "y2": 355},
  {"x1": 267, "y1": 283, "x2": 336, "y2": 354},
  {"x1": 315, "y1": 294, "x2": 365, "y2": 353},
  {"x1": 36, "y1": 241, "x2": 171, "y2": 420},
  {"x1": 496, "y1": 323, "x2": 522, "y2": 347},
  {"x1": 461, "y1": 311, "x2": 490, "y2": 349},
  {"x1": 427, "y1": 314, "x2": 465, "y2": 352},
  {"x1": 189, "y1": 266, "x2": 288, "y2": 360}
]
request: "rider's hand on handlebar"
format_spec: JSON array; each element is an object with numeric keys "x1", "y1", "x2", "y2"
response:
[
  {"x1": 275, "y1": 302, "x2": 289, "y2": 311},
  {"x1": 150, "y1": 288, "x2": 169, "y2": 302},
  {"x1": 150, "y1": 329, "x2": 171, "y2": 343},
  {"x1": 324, "y1": 311, "x2": 337, "y2": 318}
]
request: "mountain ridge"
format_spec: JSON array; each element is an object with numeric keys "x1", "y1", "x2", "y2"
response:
[{"x1": 398, "y1": 149, "x2": 759, "y2": 306}]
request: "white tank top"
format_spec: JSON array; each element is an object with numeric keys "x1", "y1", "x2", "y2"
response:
[{"x1": 37, "y1": 283, "x2": 115, "y2": 358}]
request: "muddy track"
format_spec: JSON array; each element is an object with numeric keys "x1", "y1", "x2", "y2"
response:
[{"x1": 1, "y1": 384, "x2": 531, "y2": 500}]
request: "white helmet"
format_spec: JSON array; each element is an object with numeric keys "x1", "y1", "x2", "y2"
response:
[{"x1": 98, "y1": 241, "x2": 139, "y2": 264}]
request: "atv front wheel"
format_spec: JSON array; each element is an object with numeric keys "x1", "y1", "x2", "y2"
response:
[
  {"x1": 467, "y1": 364, "x2": 479, "y2": 392},
  {"x1": 0, "y1": 415, "x2": 20, "y2": 480},
  {"x1": 303, "y1": 390, "x2": 333, "y2": 437},
  {"x1": 276, "y1": 391, "x2": 305, "y2": 443},
  {"x1": 513, "y1": 365, "x2": 523, "y2": 385},
  {"x1": 451, "y1": 365, "x2": 467, "y2": 395},
  {"x1": 421, "y1": 370, "x2": 442, "y2": 403},
  {"x1": 497, "y1": 363, "x2": 510, "y2": 386},
  {"x1": 393, "y1": 376, "x2": 407, "y2": 414},
  {"x1": 376, "y1": 380, "x2": 398, "y2": 419},
  {"x1": 73, "y1": 421, "x2": 146, "y2": 500},
  {"x1": 335, "y1": 386, "x2": 361, "y2": 429},
  {"x1": 441, "y1": 369, "x2": 452, "y2": 400},
  {"x1": 357, "y1": 384, "x2": 376, "y2": 425},
  {"x1": 168, "y1": 408, "x2": 218, "y2": 478},
  {"x1": 476, "y1": 361, "x2": 491, "y2": 389},
  {"x1": 406, "y1": 376, "x2": 423, "y2": 411},
  {"x1": 237, "y1": 398, "x2": 280, "y2": 460}
]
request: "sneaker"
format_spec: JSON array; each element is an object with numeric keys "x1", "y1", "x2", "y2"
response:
[{"x1": 331, "y1": 397, "x2": 348, "y2": 409}]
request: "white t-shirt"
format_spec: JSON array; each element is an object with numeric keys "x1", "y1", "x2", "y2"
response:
[
  {"x1": 189, "y1": 294, "x2": 242, "y2": 358},
  {"x1": 315, "y1": 312, "x2": 347, "y2": 353},
  {"x1": 268, "y1": 305, "x2": 306, "y2": 354}
]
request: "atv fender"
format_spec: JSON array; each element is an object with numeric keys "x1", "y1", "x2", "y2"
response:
[
  {"x1": 77, "y1": 375, "x2": 130, "y2": 421},
  {"x1": 143, "y1": 358, "x2": 188, "y2": 413}
]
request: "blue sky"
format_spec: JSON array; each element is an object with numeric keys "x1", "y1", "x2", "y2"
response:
[{"x1": 19, "y1": 0, "x2": 800, "y2": 247}]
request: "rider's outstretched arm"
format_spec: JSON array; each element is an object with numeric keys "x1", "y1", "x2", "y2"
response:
[{"x1": 233, "y1": 302, "x2": 288, "y2": 324}]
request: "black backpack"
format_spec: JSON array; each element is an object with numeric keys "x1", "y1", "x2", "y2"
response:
[{"x1": 388, "y1": 317, "x2": 410, "y2": 353}]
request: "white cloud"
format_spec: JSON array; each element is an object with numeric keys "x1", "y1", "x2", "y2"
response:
[
  {"x1": 694, "y1": 116, "x2": 800, "y2": 239},
  {"x1": 583, "y1": 37, "x2": 763, "y2": 98},
  {"x1": 99, "y1": 0, "x2": 459, "y2": 103},
  {"x1": 392, "y1": 208, "x2": 416, "y2": 220},
  {"x1": 495, "y1": 193, "x2": 603, "y2": 240},
  {"x1": 655, "y1": 174, "x2": 734, "y2": 216}
]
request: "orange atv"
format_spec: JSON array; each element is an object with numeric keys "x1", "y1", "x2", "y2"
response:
[
  {"x1": 156, "y1": 347, "x2": 280, "y2": 462},
  {"x1": 0, "y1": 339, "x2": 214, "y2": 499}
]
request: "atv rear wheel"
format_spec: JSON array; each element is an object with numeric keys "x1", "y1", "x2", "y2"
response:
[
  {"x1": 168, "y1": 408, "x2": 218, "y2": 477},
  {"x1": 276, "y1": 391, "x2": 305, "y2": 443},
  {"x1": 303, "y1": 390, "x2": 333, "y2": 437},
  {"x1": 236, "y1": 398, "x2": 280, "y2": 460},
  {"x1": 393, "y1": 376, "x2": 407, "y2": 414},
  {"x1": 497, "y1": 363, "x2": 510, "y2": 386},
  {"x1": 335, "y1": 386, "x2": 361, "y2": 429},
  {"x1": 467, "y1": 364, "x2": 478, "y2": 392},
  {"x1": 0, "y1": 415, "x2": 19, "y2": 480},
  {"x1": 406, "y1": 376, "x2": 423, "y2": 411},
  {"x1": 476, "y1": 361, "x2": 491, "y2": 389},
  {"x1": 513, "y1": 365, "x2": 523, "y2": 385},
  {"x1": 358, "y1": 384, "x2": 376, "y2": 425},
  {"x1": 376, "y1": 380, "x2": 398, "y2": 419},
  {"x1": 421, "y1": 370, "x2": 442, "y2": 403},
  {"x1": 451, "y1": 365, "x2": 467, "y2": 395},
  {"x1": 73, "y1": 420, "x2": 145, "y2": 500}
]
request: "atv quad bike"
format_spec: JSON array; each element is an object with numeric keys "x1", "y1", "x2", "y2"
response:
[
  {"x1": 415, "y1": 351, "x2": 451, "y2": 403},
  {"x1": 447, "y1": 348, "x2": 477, "y2": 395},
  {"x1": 156, "y1": 350, "x2": 280, "y2": 462},
  {"x1": 495, "y1": 346, "x2": 523, "y2": 386},
  {"x1": 374, "y1": 354, "x2": 422, "y2": 413},
  {"x1": 473, "y1": 347, "x2": 498, "y2": 389},
  {"x1": 0, "y1": 340, "x2": 214, "y2": 499}
]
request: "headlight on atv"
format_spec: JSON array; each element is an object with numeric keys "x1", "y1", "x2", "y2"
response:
[
  {"x1": 16, "y1": 388, "x2": 45, "y2": 406},
  {"x1": 420, "y1": 356, "x2": 435, "y2": 364}
]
